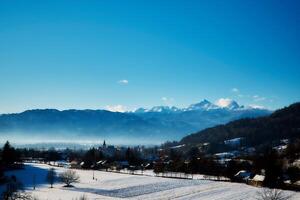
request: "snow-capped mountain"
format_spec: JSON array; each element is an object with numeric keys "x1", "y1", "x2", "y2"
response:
[
  {"x1": 134, "y1": 106, "x2": 181, "y2": 113},
  {"x1": 134, "y1": 99, "x2": 250, "y2": 113},
  {"x1": 185, "y1": 99, "x2": 219, "y2": 111},
  {"x1": 0, "y1": 100, "x2": 271, "y2": 144},
  {"x1": 218, "y1": 100, "x2": 241, "y2": 110},
  {"x1": 148, "y1": 106, "x2": 181, "y2": 113}
]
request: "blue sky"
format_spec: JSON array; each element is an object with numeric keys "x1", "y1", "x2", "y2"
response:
[{"x1": 0, "y1": 0, "x2": 299, "y2": 113}]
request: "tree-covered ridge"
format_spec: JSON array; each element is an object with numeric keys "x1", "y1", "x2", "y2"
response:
[{"x1": 181, "y1": 102, "x2": 300, "y2": 147}]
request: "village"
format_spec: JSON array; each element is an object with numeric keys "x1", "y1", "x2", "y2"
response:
[{"x1": 12, "y1": 137, "x2": 299, "y2": 191}]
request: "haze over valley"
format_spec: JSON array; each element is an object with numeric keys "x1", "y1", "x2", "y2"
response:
[
  {"x1": 0, "y1": 99, "x2": 271, "y2": 145},
  {"x1": 1, "y1": 1, "x2": 300, "y2": 199}
]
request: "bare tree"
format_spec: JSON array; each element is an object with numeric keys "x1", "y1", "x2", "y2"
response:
[
  {"x1": 78, "y1": 194, "x2": 88, "y2": 200},
  {"x1": 4, "y1": 192, "x2": 35, "y2": 200},
  {"x1": 60, "y1": 170, "x2": 80, "y2": 187},
  {"x1": 46, "y1": 168, "x2": 56, "y2": 188},
  {"x1": 256, "y1": 188, "x2": 292, "y2": 200},
  {"x1": 71, "y1": 195, "x2": 88, "y2": 200}
]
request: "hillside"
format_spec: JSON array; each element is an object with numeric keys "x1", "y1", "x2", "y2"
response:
[{"x1": 180, "y1": 102, "x2": 300, "y2": 147}]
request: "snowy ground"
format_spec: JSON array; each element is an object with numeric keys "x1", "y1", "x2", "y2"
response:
[{"x1": 2, "y1": 163, "x2": 300, "y2": 200}]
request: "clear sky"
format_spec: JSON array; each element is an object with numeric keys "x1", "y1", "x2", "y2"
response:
[{"x1": 0, "y1": 0, "x2": 299, "y2": 113}]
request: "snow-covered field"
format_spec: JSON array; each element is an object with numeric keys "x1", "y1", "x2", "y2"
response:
[{"x1": 2, "y1": 163, "x2": 300, "y2": 200}]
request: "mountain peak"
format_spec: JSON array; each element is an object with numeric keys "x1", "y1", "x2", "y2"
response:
[
  {"x1": 149, "y1": 106, "x2": 180, "y2": 113},
  {"x1": 226, "y1": 100, "x2": 240, "y2": 110},
  {"x1": 134, "y1": 108, "x2": 149, "y2": 113},
  {"x1": 133, "y1": 99, "x2": 268, "y2": 113},
  {"x1": 216, "y1": 98, "x2": 240, "y2": 110},
  {"x1": 187, "y1": 99, "x2": 217, "y2": 111},
  {"x1": 134, "y1": 106, "x2": 180, "y2": 113}
]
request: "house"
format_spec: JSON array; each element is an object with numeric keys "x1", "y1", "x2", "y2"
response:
[
  {"x1": 234, "y1": 170, "x2": 251, "y2": 182},
  {"x1": 292, "y1": 159, "x2": 300, "y2": 168},
  {"x1": 96, "y1": 160, "x2": 107, "y2": 165},
  {"x1": 224, "y1": 137, "x2": 243, "y2": 147},
  {"x1": 214, "y1": 152, "x2": 235, "y2": 159},
  {"x1": 80, "y1": 161, "x2": 85, "y2": 167},
  {"x1": 273, "y1": 144, "x2": 287, "y2": 153},
  {"x1": 250, "y1": 174, "x2": 265, "y2": 187},
  {"x1": 70, "y1": 160, "x2": 81, "y2": 168},
  {"x1": 96, "y1": 160, "x2": 108, "y2": 169}
]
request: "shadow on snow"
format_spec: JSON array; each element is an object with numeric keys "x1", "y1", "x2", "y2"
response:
[
  {"x1": 4, "y1": 164, "x2": 56, "y2": 190},
  {"x1": 64, "y1": 179, "x2": 208, "y2": 198}
]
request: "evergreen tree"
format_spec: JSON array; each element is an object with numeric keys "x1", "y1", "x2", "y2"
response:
[
  {"x1": 287, "y1": 166, "x2": 300, "y2": 184},
  {"x1": 125, "y1": 148, "x2": 141, "y2": 166},
  {"x1": 263, "y1": 150, "x2": 284, "y2": 187},
  {"x1": 82, "y1": 148, "x2": 103, "y2": 168},
  {"x1": 2, "y1": 141, "x2": 18, "y2": 166},
  {"x1": 187, "y1": 147, "x2": 201, "y2": 174}
]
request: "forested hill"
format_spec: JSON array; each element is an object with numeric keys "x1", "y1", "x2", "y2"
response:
[{"x1": 180, "y1": 102, "x2": 300, "y2": 147}]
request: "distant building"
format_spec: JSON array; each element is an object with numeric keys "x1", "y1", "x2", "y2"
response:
[
  {"x1": 224, "y1": 137, "x2": 243, "y2": 147},
  {"x1": 292, "y1": 159, "x2": 300, "y2": 168},
  {"x1": 70, "y1": 160, "x2": 81, "y2": 168},
  {"x1": 273, "y1": 144, "x2": 287, "y2": 153},
  {"x1": 98, "y1": 140, "x2": 118, "y2": 157},
  {"x1": 214, "y1": 152, "x2": 235, "y2": 159},
  {"x1": 234, "y1": 170, "x2": 251, "y2": 182},
  {"x1": 250, "y1": 175, "x2": 265, "y2": 187}
]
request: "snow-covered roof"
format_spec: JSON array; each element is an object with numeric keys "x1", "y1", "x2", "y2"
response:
[
  {"x1": 170, "y1": 144, "x2": 185, "y2": 149},
  {"x1": 252, "y1": 175, "x2": 265, "y2": 182},
  {"x1": 224, "y1": 137, "x2": 243, "y2": 145},
  {"x1": 235, "y1": 170, "x2": 251, "y2": 178},
  {"x1": 273, "y1": 145, "x2": 287, "y2": 151},
  {"x1": 214, "y1": 152, "x2": 235, "y2": 158},
  {"x1": 97, "y1": 160, "x2": 107, "y2": 165}
]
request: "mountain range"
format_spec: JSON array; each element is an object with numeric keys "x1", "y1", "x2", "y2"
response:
[{"x1": 0, "y1": 100, "x2": 271, "y2": 144}]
